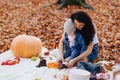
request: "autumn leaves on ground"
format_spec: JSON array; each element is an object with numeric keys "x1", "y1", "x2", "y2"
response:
[{"x1": 0, "y1": 0, "x2": 120, "y2": 61}]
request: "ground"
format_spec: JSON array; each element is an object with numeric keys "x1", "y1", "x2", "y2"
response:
[{"x1": 0, "y1": 0, "x2": 120, "y2": 61}]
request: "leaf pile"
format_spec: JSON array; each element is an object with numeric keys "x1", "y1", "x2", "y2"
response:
[{"x1": 0, "y1": 0, "x2": 119, "y2": 61}]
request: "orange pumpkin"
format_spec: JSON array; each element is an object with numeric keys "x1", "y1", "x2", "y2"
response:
[
  {"x1": 11, "y1": 35, "x2": 42, "y2": 58},
  {"x1": 47, "y1": 62, "x2": 59, "y2": 69}
]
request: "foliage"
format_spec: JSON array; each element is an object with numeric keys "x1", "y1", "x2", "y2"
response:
[{"x1": 0, "y1": 0, "x2": 119, "y2": 60}]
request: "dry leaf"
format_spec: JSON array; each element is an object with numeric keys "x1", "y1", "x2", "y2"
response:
[{"x1": 0, "y1": 0, "x2": 119, "y2": 63}]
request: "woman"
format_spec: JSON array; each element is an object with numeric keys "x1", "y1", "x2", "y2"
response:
[{"x1": 59, "y1": 11, "x2": 99, "y2": 68}]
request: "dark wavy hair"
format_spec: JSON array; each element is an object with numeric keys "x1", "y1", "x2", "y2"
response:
[{"x1": 70, "y1": 11, "x2": 95, "y2": 46}]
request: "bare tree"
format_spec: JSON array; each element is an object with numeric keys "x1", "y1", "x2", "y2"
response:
[{"x1": 54, "y1": 0, "x2": 94, "y2": 10}]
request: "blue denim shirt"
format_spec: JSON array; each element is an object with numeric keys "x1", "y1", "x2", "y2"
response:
[
  {"x1": 63, "y1": 30, "x2": 99, "y2": 62},
  {"x1": 63, "y1": 30, "x2": 86, "y2": 60}
]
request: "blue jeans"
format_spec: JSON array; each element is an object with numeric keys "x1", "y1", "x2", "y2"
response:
[
  {"x1": 63, "y1": 48, "x2": 83, "y2": 60},
  {"x1": 87, "y1": 43, "x2": 99, "y2": 62},
  {"x1": 77, "y1": 62, "x2": 104, "y2": 80},
  {"x1": 77, "y1": 62, "x2": 103, "y2": 75}
]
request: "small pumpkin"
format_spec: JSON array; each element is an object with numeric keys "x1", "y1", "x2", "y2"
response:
[
  {"x1": 11, "y1": 34, "x2": 42, "y2": 58},
  {"x1": 47, "y1": 62, "x2": 59, "y2": 69}
]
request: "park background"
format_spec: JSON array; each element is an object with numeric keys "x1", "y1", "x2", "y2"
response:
[{"x1": 0, "y1": 0, "x2": 119, "y2": 62}]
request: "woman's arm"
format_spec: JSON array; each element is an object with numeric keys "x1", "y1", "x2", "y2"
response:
[
  {"x1": 67, "y1": 42, "x2": 94, "y2": 67},
  {"x1": 75, "y1": 42, "x2": 94, "y2": 61},
  {"x1": 74, "y1": 24, "x2": 97, "y2": 61}
]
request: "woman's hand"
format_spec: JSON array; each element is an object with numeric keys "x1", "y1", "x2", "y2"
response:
[{"x1": 67, "y1": 59, "x2": 76, "y2": 68}]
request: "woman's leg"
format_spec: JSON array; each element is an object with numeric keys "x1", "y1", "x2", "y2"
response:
[{"x1": 88, "y1": 44, "x2": 99, "y2": 62}]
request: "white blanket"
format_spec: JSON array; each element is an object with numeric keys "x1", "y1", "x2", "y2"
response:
[
  {"x1": 0, "y1": 49, "x2": 119, "y2": 80},
  {"x1": 0, "y1": 49, "x2": 63, "y2": 80}
]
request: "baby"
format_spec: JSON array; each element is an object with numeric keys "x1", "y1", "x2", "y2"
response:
[
  {"x1": 64, "y1": 18, "x2": 76, "y2": 48},
  {"x1": 62, "y1": 18, "x2": 86, "y2": 63}
]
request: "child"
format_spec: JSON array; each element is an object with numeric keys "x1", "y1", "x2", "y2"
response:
[{"x1": 59, "y1": 18, "x2": 86, "y2": 68}]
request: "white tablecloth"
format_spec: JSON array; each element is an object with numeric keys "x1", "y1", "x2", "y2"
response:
[
  {"x1": 0, "y1": 49, "x2": 64, "y2": 80},
  {"x1": 0, "y1": 49, "x2": 117, "y2": 80}
]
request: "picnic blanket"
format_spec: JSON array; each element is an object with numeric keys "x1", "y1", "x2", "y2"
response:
[{"x1": 0, "y1": 48, "x2": 119, "y2": 80}]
